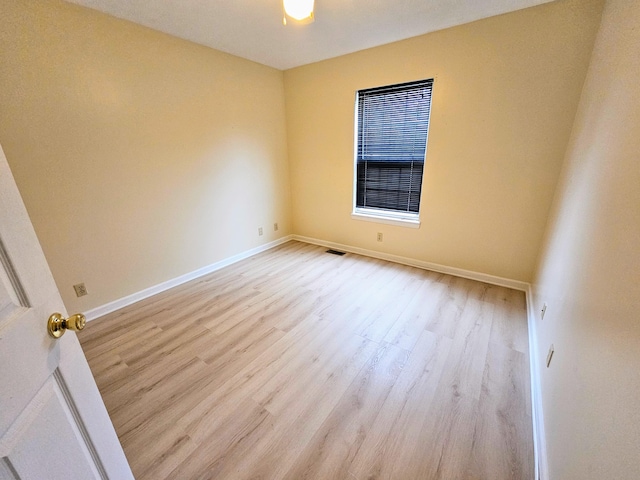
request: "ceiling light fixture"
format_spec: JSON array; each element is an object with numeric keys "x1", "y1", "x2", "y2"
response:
[{"x1": 283, "y1": 0, "x2": 315, "y2": 25}]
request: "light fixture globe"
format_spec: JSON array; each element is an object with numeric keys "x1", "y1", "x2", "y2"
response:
[{"x1": 283, "y1": 0, "x2": 315, "y2": 23}]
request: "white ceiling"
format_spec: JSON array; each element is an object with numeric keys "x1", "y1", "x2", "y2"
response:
[{"x1": 66, "y1": 0, "x2": 554, "y2": 70}]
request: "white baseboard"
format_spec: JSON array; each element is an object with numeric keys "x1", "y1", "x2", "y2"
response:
[
  {"x1": 292, "y1": 234, "x2": 529, "y2": 291},
  {"x1": 526, "y1": 284, "x2": 548, "y2": 480},
  {"x1": 84, "y1": 235, "x2": 293, "y2": 321}
]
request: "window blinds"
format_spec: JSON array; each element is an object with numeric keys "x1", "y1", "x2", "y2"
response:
[{"x1": 356, "y1": 79, "x2": 433, "y2": 214}]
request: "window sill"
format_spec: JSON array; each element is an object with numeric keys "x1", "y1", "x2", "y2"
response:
[{"x1": 351, "y1": 210, "x2": 421, "y2": 229}]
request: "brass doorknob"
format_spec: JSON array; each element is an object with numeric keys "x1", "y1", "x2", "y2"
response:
[{"x1": 47, "y1": 313, "x2": 86, "y2": 339}]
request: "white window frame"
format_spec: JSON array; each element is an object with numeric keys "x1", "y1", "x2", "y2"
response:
[{"x1": 351, "y1": 79, "x2": 433, "y2": 229}]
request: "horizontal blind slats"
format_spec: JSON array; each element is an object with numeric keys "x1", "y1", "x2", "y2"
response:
[{"x1": 356, "y1": 79, "x2": 433, "y2": 214}]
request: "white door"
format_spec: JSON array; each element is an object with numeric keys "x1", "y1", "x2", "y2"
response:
[{"x1": 0, "y1": 144, "x2": 133, "y2": 479}]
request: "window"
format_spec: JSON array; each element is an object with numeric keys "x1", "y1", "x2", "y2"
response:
[{"x1": 353, "y1": 79, "x2": 433, "y2": 227}]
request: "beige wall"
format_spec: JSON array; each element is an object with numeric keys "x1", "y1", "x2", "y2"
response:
[
  {"x1": 0, "y1": 0, "x2": 291, "y2": 313},
  {"x1": 531, "y1": 0, "x2": 640, "y2": 477},
  {"x1": 284, "y1": 0, "x2": 604, "y2": 282}
]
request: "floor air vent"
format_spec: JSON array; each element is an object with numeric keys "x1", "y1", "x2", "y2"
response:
[{"x1": 326, "y1": 249, "x2": 346, "y2": 256}]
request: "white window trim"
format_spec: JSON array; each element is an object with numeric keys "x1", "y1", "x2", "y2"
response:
[{"x1": 351, "y1": 208, "x2": 421, "y2": 228}]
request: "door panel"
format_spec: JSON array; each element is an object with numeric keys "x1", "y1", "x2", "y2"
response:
[
  {"x1": 0, "y1": 144, "x2": 133, "y2": 479},
  {"x1": 1, "y1": 375, "x2": 100, "y2": 479}
]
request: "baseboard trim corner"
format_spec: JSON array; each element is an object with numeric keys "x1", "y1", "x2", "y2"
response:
[
  {"x1": 291, "y1": 234, "x2": 529, "y2": 291},
  {"x1": 84, "y1": 235, "x2": 293, "y2": 321}
]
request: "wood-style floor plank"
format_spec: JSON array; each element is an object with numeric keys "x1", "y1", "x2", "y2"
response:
[
  {"x1": 348, "y1": 330, "x2": 453, "y2": 480},
  {"x1": 79, "y1": 240, "x2": 533, "y2": 479},
  {"x1": 282, "y1": 341, "x2": 408, "y2": 480}
]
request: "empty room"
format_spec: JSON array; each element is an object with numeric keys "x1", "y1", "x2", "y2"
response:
[{"x1": 0, "y1": 0, "x2": 638, "y2": 479}]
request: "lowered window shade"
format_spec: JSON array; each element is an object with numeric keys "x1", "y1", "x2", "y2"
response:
[{"x1": 355, "y1": 79, "x2": 433, "y2": 215}]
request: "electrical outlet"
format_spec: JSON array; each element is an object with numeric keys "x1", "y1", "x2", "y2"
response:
[
  {"x1": 377, "y1": 232, "x2": 383, "y2": 242},
  {"x1": 258, "y1": 227, "x2": 263, "y2": 236},
  {"x1": 541, "y1": 303, "x2": 547, "y2": 320},
  {"x1": 546, "y1": 344, "x2": 554, "y2": 368},
  {"x1": 73, "y1": 283, "x2": 88, "y2": 297},
  {"x1": 274, "y1": 223, "x2": 278, "y2": 231}
]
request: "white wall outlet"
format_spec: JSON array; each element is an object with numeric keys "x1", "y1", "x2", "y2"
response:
[
  {"x1": 541, "y1": 302, "x2": 548, "y2": 320},
  {"x1": 73, "y1": 283, "x2": 88, "y2": 297},
  {"x1": 274, "y1": 223, "x2": 278, "y2": 231},
  {"x1": 258, "y1": 227, "x2": 263, "y2": 236},
  {"x1": 377, "y1": 232, "x2": 383, "y2": 242},
  {"x1": 546, "y1": 344, "x2": 555, "y2": 368}
]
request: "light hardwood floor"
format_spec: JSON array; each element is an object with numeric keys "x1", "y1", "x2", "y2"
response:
[{"x1": 79, "y1": 241, "x2": 534, "y2": 479}]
